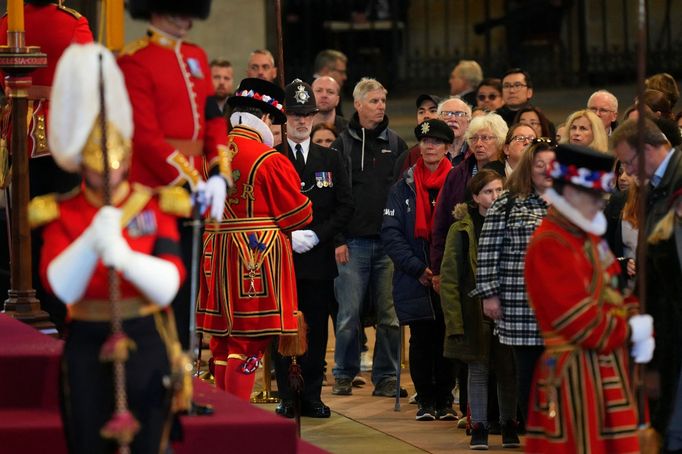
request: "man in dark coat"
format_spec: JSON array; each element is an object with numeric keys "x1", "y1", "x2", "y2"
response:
[
  {"x1": 274, "y1": 79, "x2": 354, "y2": 418},
  {"x1": 611, "y1": 118, "x2": 682, "y2": 236}
]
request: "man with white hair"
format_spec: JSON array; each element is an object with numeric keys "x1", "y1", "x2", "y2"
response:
[
  {"x1": 438, "y1": 97, "x2": 472, "y2": 167},
  {"x1": 587, "y1": 89, "x2": 619, "y2": 135},
  {"x1": 330, "y1": 77, "x2": 408, "y2": 398},
  {"x1": 449, "y1": 60, "x2": 483, "y2": 107}
]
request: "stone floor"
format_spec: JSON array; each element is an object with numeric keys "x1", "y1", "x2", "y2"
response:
[{"x1": 248, "y1": 323, "x2": 521, "y2": 454}]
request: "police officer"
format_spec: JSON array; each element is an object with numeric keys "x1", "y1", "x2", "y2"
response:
[{"x1": 274, "y1": 79, "x2": 353, "y2": 418}]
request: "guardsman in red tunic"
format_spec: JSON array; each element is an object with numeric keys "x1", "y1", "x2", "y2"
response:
[
  {"x1": 197, "y1": 78, "x2": 313, "y2": 400},
  {"x1": 118, "y1": 0, "x2": 231, "y2": 348},
  {"x1": 33, "y1": 43, "x2": 188, "y2": 454},
  {"x1": 524, "y1": 144, "x2": 655, "y2": 454},
  {"x1": 0, "y1": 0, "x2": 93, "y2": 331}
]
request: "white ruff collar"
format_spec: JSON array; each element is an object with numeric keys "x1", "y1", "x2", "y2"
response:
[
  {"x1": 230, "y1": 112, "x2": 274, "y2": 147},
  {"x1": 544, "y1": 188, "x2": 607, "y2": 236}
]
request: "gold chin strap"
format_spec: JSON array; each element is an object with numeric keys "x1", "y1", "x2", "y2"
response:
[{"x1": 82, "y1": 118, "x2": 131, "y2": 173}]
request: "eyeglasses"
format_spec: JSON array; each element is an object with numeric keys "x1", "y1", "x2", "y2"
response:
[
  {"x1": 510, "y1": 135, "x2": 535, "y2": 144},
  {"x1": 440, "y1": 110, "x2": 469, "y2": 119},
  {"x1": 620, "y1": 154, "x2": 638, "y2": 168},
  {"x1": 588, "y1": 106, "x2": 615, "y2": 115},
  {"x1": 477, "y1": 94, "x2": 499, "y2": 101},
  {"x1": 502, "y1": 82, "x2": 527, "y2": 90},
  {"x1": 468, "y1": 135, "x2": 496, "y2": 144}
]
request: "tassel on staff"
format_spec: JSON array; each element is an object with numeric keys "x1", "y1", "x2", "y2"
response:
[{"x1": 94, "y1": 52, "x2": 139, "y2": 452}]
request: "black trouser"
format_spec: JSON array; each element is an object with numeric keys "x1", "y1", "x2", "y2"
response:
[
  {"x1": 513, "y1": 345, "x2": 545, "y2": 424},
  {"x1": 275, "y1": 278, "x2": 333, "y2": 404},
  {"x1": 61, "y1": 315, "x2": 171, "y2": 454},
  {"x1": 407, "y1": 292, "x2": 457, "y2": 408}
]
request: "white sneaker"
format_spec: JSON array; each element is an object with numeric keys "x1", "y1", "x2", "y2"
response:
[
  {"x1": 352, "y1": 374, "x2": 367, "y2": 387},
  {"x1": 360, "y1": 351, "x2": 373, "y2": 372},
  {"x1": 409, "y1": 393, "x2": 418, "y2": 404}
]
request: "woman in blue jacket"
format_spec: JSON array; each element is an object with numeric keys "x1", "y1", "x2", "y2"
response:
[{"x1": 381, "y1": 118, "x2": 455, "y2": 421}]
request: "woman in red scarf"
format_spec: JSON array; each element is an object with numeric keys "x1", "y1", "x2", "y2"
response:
[{"x1": 381, "y1": 119, "x2": 455, "y2": 421}]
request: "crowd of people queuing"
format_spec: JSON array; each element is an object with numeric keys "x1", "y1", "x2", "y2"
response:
[{"x1": 3, "y1": 1, "x2": 682, "y2": 452}]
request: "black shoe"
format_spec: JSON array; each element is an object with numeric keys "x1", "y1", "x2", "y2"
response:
[
  {"x1": 501, "y1": 420, "x2": 520, "y2": 448},
  {"x1": 302, "y1": 401, "x2": 331, "y2": 418},
  {"x1": 415, "y1": 404, "x2": 436, "y2": 421},
  {"x1": 275, "y1": 401, "x2": 294, "y2": 419},
  {"x1": 371, "y1": 378, "x2": 408, "y2": 397},
  {"x1": 435, "y1": 406, "x2": 458, "y2": 421},
  {"x1": 470, "y1": 423, "x2": 489, "y2": 450},
  {"x1": 488, "y1": 420, "x2": 501, "y2": 435},
  {"x1": 332, "y1": 377, "x2": 353, "y2": 395}
]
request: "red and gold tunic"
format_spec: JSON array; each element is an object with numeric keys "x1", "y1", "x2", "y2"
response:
[
  {"x1": 117, "y1": 28, "x2": 229, "y2": 189},
  {"x1": 36, "y1": 183, "x2": 185, "y2": 314},
  {"x1": 0, "y1": 3, "x2": 92, "y2": 158},
  {"x1": 197, "y1": 125, "x2": 312, "y2": 337},
  {"x1": 524, "y1": 209, "x2": 640, "y2": 454}
]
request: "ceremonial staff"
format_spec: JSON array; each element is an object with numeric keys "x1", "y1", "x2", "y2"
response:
[
  {"x1": 95, "y1": 53, "x2": 139, "y2": 454},
  {"x1": 634, "y1": 1, "x2": 658, "y2": 451}
]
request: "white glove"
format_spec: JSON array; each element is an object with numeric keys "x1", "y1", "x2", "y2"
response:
[
  {"x1": 629, "y1": 314, "x2": 655, "y2": 364},
  {"x1": 629, "y1": 314, "x2": 654, "y2": 343},
  {"x1": 120, "y1": 253, "x2": 180, "y2": 307},
  {"x1": 46, "y1": 227, "x2": 99, "y2": 305},
  {"x1": 92, "y1": 207, "x2": 180, "y2": 306},
  {"x1": 302, "y1": 230, "x2": 319, "y2": 247},
  {"x1": 90, "y1": 206, "x2": 123, "y2": 249},
  {"x1": 631, "y1": 337, "x2": 655, "y2": 364},
  {"x1": 204, "y1": 175, "x2": 227, "y2": 221},
  {"x1": 291, "y1": 230, "x2": 318, "y2": 254}
]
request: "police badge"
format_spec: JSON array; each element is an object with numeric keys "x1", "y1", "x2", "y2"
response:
[{"x1": 294, "y1": 84, "x2": 310, "y2": 104}]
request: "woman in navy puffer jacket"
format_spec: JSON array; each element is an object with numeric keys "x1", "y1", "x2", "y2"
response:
[{"x1": 381, "y1": 118, "x2": 456, "y2": 422}]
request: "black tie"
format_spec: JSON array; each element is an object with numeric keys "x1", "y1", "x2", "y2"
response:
[{"x1": 295, "y1": 143, "x2": 305, "y2": 173}]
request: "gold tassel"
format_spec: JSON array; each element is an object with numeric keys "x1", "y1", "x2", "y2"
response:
[
  {"x1": 99, "y1": 332, "x2": 137, "y2": 363},
  {"x1": 277, "y1": 311, "x2": 308, "y2": 357},
  {"x1": 100, "y1": 409, "x2": 140, "y2": 445}
]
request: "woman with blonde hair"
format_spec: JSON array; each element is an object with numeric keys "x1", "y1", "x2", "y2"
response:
[{"x1": 561, "y1": 109, "x2": 609, "y2": 153}]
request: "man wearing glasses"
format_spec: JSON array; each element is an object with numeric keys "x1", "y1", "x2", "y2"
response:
[
  {"x1": 587, "y1": 90, "x2": 619, "y2": 135},
  {"x1": 611, "y1": 118, "x2": 682, "y2": 235},
  {"x1": 496, "y1": 68, "x2": 534, "y2": 126},
  {"x1": 438, "y1": 97, "x2": 472, "y2": 167}
]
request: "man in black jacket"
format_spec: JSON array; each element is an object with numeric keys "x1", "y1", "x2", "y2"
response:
[
  {"x1": 274, "y1": 79, "x2": 354, "y2": 418},
  {"x1": 330, "y1": 77, "x2": 408, "y2": 397}
]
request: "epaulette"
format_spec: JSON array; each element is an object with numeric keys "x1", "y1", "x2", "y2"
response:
[
  {"x1": 57, "y1": 5, "x2": 83, "y2": 19},
  {"x1": 28, "y1": 194, "x2": 58, "y2": 229},
  {"x1": 28, "y1": 187, "x2": 79, "y2": 229},
  {"x1": 158, "y1": 186, "x2": 192, "y2": 218},
  {"x1": 119, "y1": 37, "x2": 149, "y2": 57}
]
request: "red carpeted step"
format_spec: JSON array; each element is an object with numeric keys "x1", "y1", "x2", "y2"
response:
[
  {"x1": 0, "y1": 315, "x2": 326, "y2": 454},
  {"x1": 0, "y1": 409, "x2": 67, "y2": 454}
]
